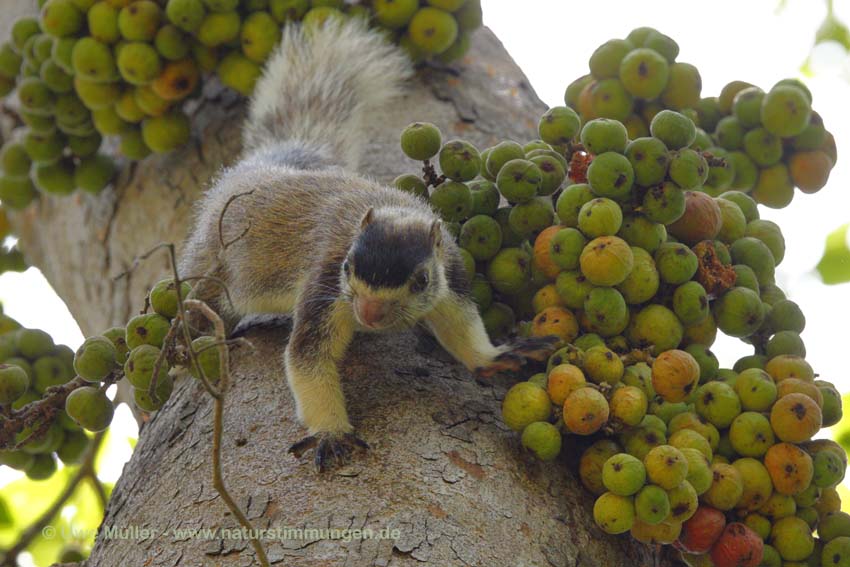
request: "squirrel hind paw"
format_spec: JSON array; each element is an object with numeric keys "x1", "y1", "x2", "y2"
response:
[
  {"x1": 474, "y1": 335, "x2": 560, "y2": 379},
  {"x1": 288, "y1": 432, "x2": 370, "y2": 473}
]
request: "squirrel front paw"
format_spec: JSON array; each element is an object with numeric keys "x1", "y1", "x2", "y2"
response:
[
  {"x1": 474, "y1": 335, "x2": 559, "y2": 379},
  {"x1": 288, "y1": 431, "x2": 370, "y2": 472}
]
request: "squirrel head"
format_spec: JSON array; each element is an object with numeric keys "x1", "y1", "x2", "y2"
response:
[{"x1": 341, "y1": 207, "x2": 447, "y2": 330}]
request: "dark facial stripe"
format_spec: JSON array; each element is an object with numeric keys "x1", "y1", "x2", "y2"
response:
[{"x1": 351, "y1": 221, "x2": 433, "y2": 288}]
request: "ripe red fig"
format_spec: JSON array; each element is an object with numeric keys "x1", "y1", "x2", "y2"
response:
[
  {"x1": 677, "y1": 506, "x2": 726, "y2": 554},
  {"x1": 710, "y1": 522, "x2": 763, "y2": 567},
  {"x1": 668, "y1": 191, "x2": 722, "y2": 245}
]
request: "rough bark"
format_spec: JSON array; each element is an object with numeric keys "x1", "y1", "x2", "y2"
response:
[{"x1": 6, "y1": 17, "x2": 678, "y2": 567}]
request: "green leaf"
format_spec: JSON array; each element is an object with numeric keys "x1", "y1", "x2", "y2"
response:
[
  {"x1": 817, "y1": 224, "x2": 850, "y2": 284},
  {"x1": 0, "y1": 459, "x2": 106, "y2": 565},
  {"x1": 66, "y1": 477, "x2": 106, "y2": 531},
  {"x1": 800, "y1": 55, "x2": 815, "y2": 78},
  {"x1": 817, "y1": 15, "x2": 850, "y2": 50},
  {"x1": 27, "y1": 527, "x2": 65, "y2": 567},
  {"x1": 0, "y1": 495, "x2": 13, "y2": 528},
  {"x1": 0, "y1": 469, "x2": 71, "y2": 547}
]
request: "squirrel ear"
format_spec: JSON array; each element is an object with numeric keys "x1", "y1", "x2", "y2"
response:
[
  {"x1": 430, "y1": 219, "x2": 442, "y2": 247},
  {"x1": 360, "y1": 207, "x2": 374, "y2": 230}
]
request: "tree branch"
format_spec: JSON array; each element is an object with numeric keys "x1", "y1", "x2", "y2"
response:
[
  {"x1": 87, "y1": 470, "x2": 109, "y2": 511},
  {"x1": 1, "y1": 377, "x2": 87, "y2": 450}
]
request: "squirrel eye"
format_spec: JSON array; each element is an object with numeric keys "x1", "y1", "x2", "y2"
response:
[
  {"x1": 411, "y1": 271, "x2": 429, "y2": 293},
  {"x1": 342, "y1": 260, "x2": 351, "y2": 276}
]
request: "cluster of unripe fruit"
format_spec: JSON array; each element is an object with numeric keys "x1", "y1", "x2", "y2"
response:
[
  {"x1": 565, "y1": 26, "x2": 836, "y2": 209},
  {"x1": 0, "y1": 310, "x2": 92, "y2": 481},
  {"x1": 0, "y1": 277, "x2": 222, "y2": 482},
  {"x1": 569, "y1": 356, "x2": 845, "y2": 567},
  {"x1": 0, "y1": 0, "x2": 482, "y2": 207},
  {"x1": 396, "y1": 111, "x2": 802, "y2": 347},
  {"x1": 396, "y1": 26, "x2": 843, "y2": 567},
  {"x1": 370, "y1": 0, "x2": 482, "y2": 63}
]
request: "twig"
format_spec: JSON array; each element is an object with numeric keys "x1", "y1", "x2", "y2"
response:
[
  {"x1": 183, "y1": 299, "x2": 270, "y2": 567},
  {"x1": 148, "y1": 318, "x2": 182, "y2": 405},
  {"x1": 87, "y1": 470, "x2": 109, "y2": 511},
  {"x1": 701, "y1": 151, "x2": 727, "y2": 168},
  {"x1": 112, "y1": 241, "x2": 220, "y2": 399},
  {"x1": 421, "y1": 159, "x2": 446, "y2": 188},
  {"x1": 119, "y1": 242, "x2": 223, "y2": 398},
  {"x1": 170, "y1": 244, "x2": 222, "y2": 399},
  {"x1": 181, "y1": 274, "x2": 236, "y2": 310},
  {"x1": 751, "y1": 333, "x2": 768, "y2": 356},
  {"x1": 107, "y1": 240, "x2": 268, "y2": 565},
  {"x1": 14, "y1": 374, "x2": 115, "y2": 449},
  {"x1": 0, "y1": 377, "x2": 87, "y2": 450},
  {"x1": 619, "y1": 349, "x2": 656, "y2": 366},
  {"x1": 193, "y1": 338, "x2": 254, "y2": 356},
  {"x1": 0, "y1": 431, "x2": 106, "y2": 566},
  {"x1": 11, "y1": 419, "x2": 52, "y2": 451},
  {"x1": 112, "y1": 242, "x2": 175, "y2": 282},
  {"x1": 184, "y1": 301, "x2": 229, "y2": 390},
  {"x1": 218, "y1": 190, "x2": 255, "y2": 251}
]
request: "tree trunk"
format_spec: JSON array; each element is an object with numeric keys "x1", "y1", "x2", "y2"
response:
[{"x1": 7, "y1": 20, "x2": 678, "y2": 567}]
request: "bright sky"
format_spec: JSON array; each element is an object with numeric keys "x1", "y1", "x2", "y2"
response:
[{"x1": 1, "y1": 0, "x2": 850, "y2": 544}]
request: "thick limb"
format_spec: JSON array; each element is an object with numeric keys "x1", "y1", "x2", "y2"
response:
[
  {"x1": 285, "y1": 293, "x2": 366, "y2": 470},
  {"x1": 424, "y1": 293, "x2": 558, "y2": 378},
  {"x1": 424, "y1": 293, "x2": 500, "y2": 370},
  {"x1": 285, "y1": 347, "x2": 351, "y2": 435},
  {"x1": 285, "y1": 297, "x2": 354, "y2": 434}
]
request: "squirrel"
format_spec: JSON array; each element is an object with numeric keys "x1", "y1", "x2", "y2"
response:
[{"x1": 180, "y1": 18, "x2": 557, "y2": 471}]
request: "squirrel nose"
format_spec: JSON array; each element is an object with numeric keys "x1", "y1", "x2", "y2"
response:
[{"x1": 356, "y1": 298, "x2": 390, "y2": 327}]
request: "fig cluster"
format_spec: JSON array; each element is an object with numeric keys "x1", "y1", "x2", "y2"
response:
[
  {"x1": 397, "y1": 26, "x2": 843, "y2": 567},
  {"x1": 567, "y1": 26, "x2": 835, "y2": 209},
  {"x1": 0, "y1": 311, "x2": 96, "y2": 481},
  {"x1": 0, "y1": 0, "x2": 482, "y2": 207},
  {"x1": 0, "y1": 277, "x2": 224, "y2": 487}
]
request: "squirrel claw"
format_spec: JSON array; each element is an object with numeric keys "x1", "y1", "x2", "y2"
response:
[
  {"x1": 289, "y1": 432, "x2": 369, "y2": 472},
  {"x1": 474, "y1": 353, "x2": 524, "y2": 379},
  {"x1": 288, "y1": 435, "x2": 318, "y2": 458},
  {"x1": 474, "y1": 335, "x2": 559, "y2": 379}
]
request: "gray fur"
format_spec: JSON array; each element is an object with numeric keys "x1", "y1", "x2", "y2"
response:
[
  {"x1": 179, "y1": 19, "x2": 520, "y2": 454},
  {"x1": 242, "y1": 18, "x2": 412, "y2": 171},
  {"x1": 240, "y1": 141, "x2": 339, "y2": 171}
]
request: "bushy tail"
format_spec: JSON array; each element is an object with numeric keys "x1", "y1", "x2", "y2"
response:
[{"x1": 242, "y1": 18, "x2": 412, "y2": 171}]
